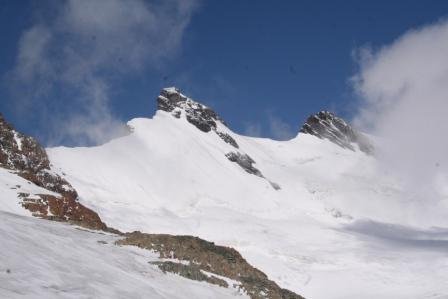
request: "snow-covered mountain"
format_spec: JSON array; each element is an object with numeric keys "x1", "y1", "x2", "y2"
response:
[
  {"x1": 2, "y1": 87, "x2": 448, "y2": 299},
  {"x1": 0, "y1": 106, "x2": 303, "y2": 299}
]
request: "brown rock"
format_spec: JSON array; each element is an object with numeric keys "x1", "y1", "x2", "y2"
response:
[
  {"x1": 117, "y1": 232, "x2": 305, "y2": 299},
  {"x1": 1, "y1": 113, "x2": 106, "y2": 230}
]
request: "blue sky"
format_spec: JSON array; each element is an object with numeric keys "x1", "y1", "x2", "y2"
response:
[{"x1": 1, "y1": 0, "x2": 448, "y2": 145}]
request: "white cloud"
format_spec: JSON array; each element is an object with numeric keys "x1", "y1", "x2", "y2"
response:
[
  {"x1": 353, "y1": 19, "x2": 448, "y2": 201},
  {"x1": 9, "y1": 0, "x2": 199, "y2": 145}
]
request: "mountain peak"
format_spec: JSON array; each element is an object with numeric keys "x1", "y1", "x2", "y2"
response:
[
  {"x1": 300, "y1": 111, "x2": 373, "y2": 154},
  {"x1": 157, "y1": 87, "x2": 226, "y2": 133}
]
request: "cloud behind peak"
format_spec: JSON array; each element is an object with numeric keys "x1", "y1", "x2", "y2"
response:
[{"x1": 8, "y1": 0, "x2": 199, "y2": 146}]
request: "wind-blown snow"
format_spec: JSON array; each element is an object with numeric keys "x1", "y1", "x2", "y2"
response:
[{"x1": 44, "y1": 110, "x2": 448, "y2": 299}]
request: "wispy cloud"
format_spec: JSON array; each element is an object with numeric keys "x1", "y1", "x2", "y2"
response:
[
  {"x1": 353, "y1": 19, "x2": 448, "y2": 202},
  {"x1": 243, "y1": 122, "x2": 263, "y2": 138},
  {"x1": 244, "y1": 113, "x2": 295, "y2": 140},
  {"x1": 8, "y1": 0, "x2": 199, "y2": 145},
  {"x1": 267, "y1": 114, "x2": 295, "y2": 140}
]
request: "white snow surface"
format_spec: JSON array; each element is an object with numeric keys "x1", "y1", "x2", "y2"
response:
[
  {"x1": 0, "y1": 168, "x2": 58, "y2": 216},
  {"x1": 0, "y1": 211, "x2": 248, "y2": 299},
  {"x1": 2, "y1": 109, "x2": 447, "y2": 298}
]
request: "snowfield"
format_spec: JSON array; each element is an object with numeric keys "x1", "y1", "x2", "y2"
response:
[
  {"x1": 40, "y1": 110, "x2": 448, "y2": 299},
  {"x1": 0, "y1": 167, "x2": 57, "y2": 217},
  {"x1": 0, "y1": 211, "x2": 248, "y2": 299}
]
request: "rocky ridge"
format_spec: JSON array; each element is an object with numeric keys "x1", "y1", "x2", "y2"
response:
[
  {"x1": 117, "y1": 232, "x2": 304, "y2": 299},
  {"x1": 157, "y1": 87, "x2": 280, "y2": 189},
  {"x1": 300, "y1": 111, "x2": 373, "y2": 154},
  {"x1": 158, "y1": 87, "x2": 239, "y2": 148},
  {"x1": 0, "y1": 113, "x2": 106, "y2": 229}
]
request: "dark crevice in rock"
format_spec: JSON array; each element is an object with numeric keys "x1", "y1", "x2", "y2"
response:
[
  {"x1": 300, "y1": 111, "x2": 373, "y2": 154},
  {"x1": 117, "y1": 232, "x2": 305, "y2": 299}
]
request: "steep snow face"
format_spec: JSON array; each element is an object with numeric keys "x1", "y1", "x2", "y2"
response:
[
  {"x1": 0, "y1": 211, "x2": 248, "y2": 299},
  {"x1": 46, "y1": 89, "x2": 448, "y2": 299}
]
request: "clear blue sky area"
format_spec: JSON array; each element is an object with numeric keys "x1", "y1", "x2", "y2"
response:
[{"x1": 1, "y1": 1, "x2": 448, "y2": 144}]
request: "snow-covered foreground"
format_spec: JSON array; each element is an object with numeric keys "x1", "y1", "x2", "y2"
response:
[
  {"x1": 45, "y1": 110, "x2": 448, "y2": 299},
  {"x1": 0, "y1": 211, "x2": 248, "y2": 299},
  {"x1": 0, "y1": 168, "x2": 56, "y2": 217}
]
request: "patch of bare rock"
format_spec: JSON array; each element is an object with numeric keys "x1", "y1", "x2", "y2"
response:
[
  {"x1": 116, "y1": 232, "x2": 305, "y2": 299},
  {"x1": 0, "y1": 113, "x2": 106, "y2": 230}
]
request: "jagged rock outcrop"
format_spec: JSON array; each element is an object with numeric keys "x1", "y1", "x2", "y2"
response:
[
  {"x1": 0, "y1": 114, "x2": 75, "y2": 197},
  {"x1": 117, "y1": 232, "x2": 305, "y2": 299},
  {"x1": 225, "y1": 152, "x2": 281, "y2": 190},
  {"x1": 225, "y1": 152, "x2": 263, "y2": 177},
  {"x1": 216, "y1": 131, "x2": 239, "y2": 148},
  {"x1": 300, "y1": 111, "x2": 373, "y2": 154},
  {"x1": 157, "y1": 87, "x2": 240, "y2": 148},
  {"x1": 150, "y1": 261, "x2": 229, "y2": 288},
  {"x1": 18, "y1": 193, "x2": 106, "y2": 230},
  {"x1": 158, "y1": 87, "x2": 226, "y2": 133},
  {"x1": 0, "y1": 113, "x2": 106, "y2": 229}
]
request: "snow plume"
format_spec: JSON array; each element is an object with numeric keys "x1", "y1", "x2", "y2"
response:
[
  {"x1": 353, "y1": 19, "x2": 448, "y2": 203},
  {"x1": 267, "y1": 115, "x2": 295, "y2": 140},
  {"x1": 244, "y1": 114, "x2": 295, "y2": 140},
  {"x1": 9, "y1": 0, "x2": 199, "y2": 145}
]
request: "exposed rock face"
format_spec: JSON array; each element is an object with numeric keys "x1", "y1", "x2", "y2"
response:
[
  {"x1": 216, "y1": 131, "x2": 239, "y2": 148},
  {"x1": 19, "y1": 193, "x2": 106, "y2": 230},
  {"x1": 225, "y1": 151, "x2": 281, "y2": 190},
  {"x1": 158, "y1": 87, "x2": 226, "y2": 133},
  {"x1": 117, "y1": 232, "x2": 305, "y2": 299},
  {"x1": 300, "y1": 111, "x2": 373, "y2": 154},
  {"x1": 150, "y1": 261, "x2": 229, "y2": 288},
  {"x1": 0, "y1": 113, "x2": 106, "y2": 230},
  {"x1": 157, "y1": 87, "x2": 241, "y2": 148},
  {"x1": 225, "y1": 152, "x2": 263, "y2": 177},
  {"x1": 157, "y1": 88, "x2": 282, "y2": 190}
]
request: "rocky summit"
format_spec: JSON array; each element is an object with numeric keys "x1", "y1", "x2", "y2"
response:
[
  {"x1": 157, "y1": 87, "x2": 226, "y2": 133},
  {"x1": 157, "y1": 87, "x2": 240, "y2": 149},
  {"x1": 300, "y1": 111, "x2": 373, "y2": 153}
]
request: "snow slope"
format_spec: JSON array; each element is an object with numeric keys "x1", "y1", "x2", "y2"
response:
[
  {"x1": 0, "y1": 211, "x2": 248, "y2": 299},
  {"x1": 0, "y1": 167, "x2": 57, "y2": 216},
  {"x1": 47, "y1": 105, "x2": 448, "y2": 299}
]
